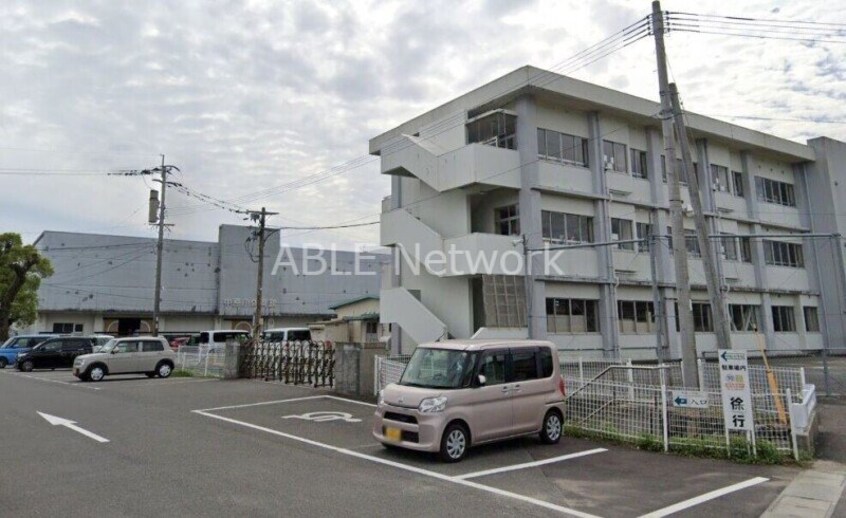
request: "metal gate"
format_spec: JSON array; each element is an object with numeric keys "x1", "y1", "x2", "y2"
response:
[{"x1": 239, "y1": 341, "x2": 334, "y2": 388}]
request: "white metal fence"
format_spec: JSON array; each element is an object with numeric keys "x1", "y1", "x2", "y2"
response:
[
  {"x1": 374, "y1": 355, "x2": 411, "y2": 395},
  {"x1": 176, "y1": 346, "x2": 227, "y2": 377}
]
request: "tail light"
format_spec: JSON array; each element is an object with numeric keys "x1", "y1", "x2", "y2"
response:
[{"x1": 558, "y1": 376, "x2": 566, "y2": 396}]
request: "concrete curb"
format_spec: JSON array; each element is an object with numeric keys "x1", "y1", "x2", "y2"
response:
[{"x1": 761, "y1": 461, "x2": 846, "y2": 518}]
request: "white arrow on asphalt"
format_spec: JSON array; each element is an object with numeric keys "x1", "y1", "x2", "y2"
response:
[{"x1": 37, "y1": 412, "x2": 110, "y2": 443}]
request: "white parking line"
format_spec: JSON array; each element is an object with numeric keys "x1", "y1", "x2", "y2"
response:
[
  {"x1": 638, "y1": 477, "x2": 769, "y2": 518},
  {"x1": 196, "y1": 395, "x2": 328, "y2": 412},
  {"x1": 454, "y1": 448, "x2": 608, "y2": 480},
  {"x1": 192, "y1": 408, "x2": 603, "y2": 518},
  {"x1": 0, "y1": 371, "x2": 101, "y2": 390},
  {"x1": 106, "y1": 378, "x2": 218, "y2": 389}
]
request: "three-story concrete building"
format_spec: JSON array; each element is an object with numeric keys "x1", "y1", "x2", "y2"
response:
[{"x1": 371, "y1": 66, "x2": 846, "y2": 360}]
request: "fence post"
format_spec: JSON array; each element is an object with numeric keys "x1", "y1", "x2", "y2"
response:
[
  {"x1": 697, "y1": 358, "x2": 705, "y2": 390},
  {"x1": 204, "y1": 350, "x2": 209, "y2": 377},
  {"x1": 374, "y1": 356, "x2": 380, "y2": 396},
  {"x1": 799, "y1": 367, "x2": 806, "y2": 394},
  {"x1": 627, "y1": 359, "x2": 634, "y2": 401},
  {"x1": 660, "y1": 367, "x2": 669, "y2": 452},
  {"x1": 787, "y1": 388, "x2": 799, "y2": 461},
  {"x1": 578, "y1": 357, "x2": 584, "y2": 387}
]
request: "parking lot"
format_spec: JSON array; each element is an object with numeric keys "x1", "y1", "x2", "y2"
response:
[{"x1": 0, "y1": 368, "x2": 800, "y2": 517}]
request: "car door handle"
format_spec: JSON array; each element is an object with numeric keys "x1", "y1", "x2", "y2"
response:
[
  {"x1": 501, "y1": 386, "x2": 511, "y2": 393},
  {"x1": 512, "y1": 384, "x2": 522, "y2": 392}
]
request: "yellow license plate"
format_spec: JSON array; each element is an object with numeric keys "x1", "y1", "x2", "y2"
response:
[{"x1": 385, "y1": 427, "x2": 402, "y2": 442}]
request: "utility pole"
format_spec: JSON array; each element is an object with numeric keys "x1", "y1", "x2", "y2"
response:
[
  {"x1": 152, "y1": 155, "x2": 168, "y2": 337},
  {"x1": 248, "y1": 207, "x2": 278, "y2": 341},
  {"x1": 670, "y1": 83, "x2": 733, "y2": 353},
  {"x1": 651, "y1": 1, "x2": 698, "y2": 387}
]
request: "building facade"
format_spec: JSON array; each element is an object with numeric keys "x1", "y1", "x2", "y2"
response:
[
  {"x1": 371, "y1": 65, "x2": 846, "y2": 360},
  {"x1": 26, "y1": 226, "x2": 387, "y2": 336}
]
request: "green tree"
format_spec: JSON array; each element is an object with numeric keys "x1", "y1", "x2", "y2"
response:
[{"x1": 0, "y1": 233, "x2": 53, "y2": 341}]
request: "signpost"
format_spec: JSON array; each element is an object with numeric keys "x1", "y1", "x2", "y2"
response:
[
  {"x1": 718, "y1": 349, "x2": 755, "y2": 455},
  {"x1": 670, "y1": 390, "x2": 709, "y2": 409}
]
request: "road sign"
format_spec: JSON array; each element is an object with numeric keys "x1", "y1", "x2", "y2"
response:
[
  {"x1": 670, "y1": 390, "x2": 709, "y2": 408},
  {"x1": 718, "y1": 349, "x2": 755, "y2": 431}
]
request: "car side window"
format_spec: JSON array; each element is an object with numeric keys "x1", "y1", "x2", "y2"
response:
[
  {"x1": 42, "y1": 341, "x2": 62, "y2": 352},
  {"x1": 538, "y1": 347, "x2": 554, "y2": 378},
  {"x1": 479, "y1": 351, "x2": 507, "y2": 385},
  {"x1": 61, "y1": 341, "x2": 81, "y2": 352},
  {"x1": 289, "y1": 330, "x2": 310, "y2": 341},
  {"x1": 510, "y1": 349, "x2": 540, "y2": 382},
  {"x1": 115, "y1": 341, "x2": 139, "y2": 353},
  {"x1": 141, "y1": 341, "x2": 164, "y2": 352}
]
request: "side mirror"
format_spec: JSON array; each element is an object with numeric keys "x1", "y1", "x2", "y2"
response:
[
  {"x1": 110, "y1": 350, "x2": 117, "y2": 354},
  {"x1": 477, "y1": 374, "x2": 486, "y2": 386}
]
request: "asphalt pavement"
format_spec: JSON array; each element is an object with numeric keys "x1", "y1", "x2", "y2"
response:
[{"x1": 0, "y1": 368, "x2": 802, "y2": 517}]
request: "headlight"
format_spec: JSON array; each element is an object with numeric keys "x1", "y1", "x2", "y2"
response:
[
  {"x1": 418, "y1": 396, "x2": 447, "y2": 413},
  {"x1": 74, "y1": 358, "x2": 84, "y2": 366},
  {"x1": 377, "y1": 390, "x2": 385, "y2": 407},
  {"x1": 17, "y1": 353, "x2": 25, "y2": 359}
]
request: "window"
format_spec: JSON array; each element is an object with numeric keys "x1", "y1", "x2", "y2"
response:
[
  {"x1": 636, "y1": 222, "x2": 653, "y2": 253},
  {"x1": 772, "y1": 306, "x2": 796, "y2": 332},
  {"x1": 711, "y1": 164, "x2": 731, "y2": 192},
  {"x1": 545, "y1": 298, "x2": 599, "y2": 333},
  {"x1": 685, "y1": 230, "x2": 701, "y2": 257},
  {"x1": 115, "y1": 341, "x2": 140, "y2": 353},
  {"x1": 631, "y1": 149, "x2": 648, "y2": 179},
  {"x1": 729, "y1": 305, "x2": 759, "y2": 331},
  {"x1": 141, "y1": 341, "x2": 165, "y2": 352},
  {"x1": 511, "y1": 350, "x2": 539, "y2": 381},
  {"x1": 61, "y1": 340, "x2": 86, "y2": 352},
  {"x1": 692, "y1": 303, "x2": 713, "y2": 332},
  {"x1": 804, "y1": 307, "x2": 820, "y2": 333},
  {"x1": 755, "y1": 177, "x2": 796, "y2": 206},
  {"x1": 617, "y1": 300, "x2": 656, "y2": 334},
  {"x1": 479, "y1": 351, "x2": 507, "y2": 385},
  {"x1": 288, "y1": 330, "x2": 311, "y2": 341},
  {"x1": 732, "y1": 171, "x2": 745, "y2": 197},
  {"x1": 495, "y1": 205, "x2": 520, "y2": 236},
  {"x1": 467, "y1": 111, "x2": 516, "y2": 149},
  {"x1": 40, "y1": 340, "x2": 62, "y2": 352},
  {"x1": 365, "y1": 321, "x2": 378, "y2": 335},
  {"x1": 537, "y1": 128, "x2": 588, "y2": 167},
  {"x1": 541, "y1": 211, "x2": 593, "y2": 243},
  {"x1": 739, "y1": 237, "x2": 753, "y2": 263},
  {"x1": 52, "y1": 323, "x2": 74, "y2": 334},
  {"x1": 764, "y1": 240, "x2": 804, "y2": 268},
  {"x1": 602, "y1": 140, "x2": 627, "y2": 173},
  {"x1": 721, "y1": 233, "x2": 738, "y2": 261},
  {"x1": 611, "y1": 218, "x2": 634, "y2": 250},
  {"x1": 538, "y1": 347, "x2": 554, "y2": 378}
]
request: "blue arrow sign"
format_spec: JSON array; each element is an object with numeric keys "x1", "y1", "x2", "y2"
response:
[
  {"x1": 675, "y1": 396, "x2": 687, "y2": 405},
  {"x1": 721, "y1": 351, "x2": 728, "y2": 362}
]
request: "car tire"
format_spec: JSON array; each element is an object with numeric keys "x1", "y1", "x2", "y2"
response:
[
  {"x1": 439, "y1": 423, "x2": 469, "y2": 463},
  {"x1": 0, "y1": 358, "x2": 7, "y2": 369},
  {"x1": 78, "y1": 373, "x2": 90, "y2": 382},
  {"x1": 156, "y1": 362, "x2": 173, "y2": 379},
  {"x1": 540, "y1": 409, "x2": 563, "y2": 445},
  {"x1": 87, "y1": 365, "x2": 107, "y2": 382},
  {"x1": 145, "y1": 372, "x2": 156, "y2": 378},
  {"x1": 19, "y1": 360, "x2": 34, "y2": 372}
]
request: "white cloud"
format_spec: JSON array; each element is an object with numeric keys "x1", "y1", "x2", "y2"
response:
[{"x1": 1, "y1": 0, "x2": 844, "y2": 248}]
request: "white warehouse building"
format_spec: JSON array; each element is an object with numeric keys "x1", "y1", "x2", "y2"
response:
[{"x1": 371, "y1": 65, "x2": 846, "y2": 360}]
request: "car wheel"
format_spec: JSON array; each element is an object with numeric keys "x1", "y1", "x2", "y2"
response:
[
  {"x1": 145, "y1": 372, "x2": 156, "y2": 378},
  {"x1": 78, "y1": 373, "x2": 90, "y2": 382},
  {"x1": 88, "y1": 365, "x2": 106, "y2": 382},
  {"x1": 540, "y1": 410, "x2": 563, "y2": 445},
  {"x1": 156, "y1": 362, "x2": 173, "y2": 379},
  {"x1": 439, "y1": 423, "x2": 469, "y2": 463},
  {"x1": 0, "y1": 358, "x2": 7, "y2": 369},
  {"x1": 19, "y1": 360, "x2": 34, "y2": 372}
]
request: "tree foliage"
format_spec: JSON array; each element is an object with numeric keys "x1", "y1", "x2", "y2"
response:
[{"x1": 0, "y1": 233, "x2": 53, "y2": 341}]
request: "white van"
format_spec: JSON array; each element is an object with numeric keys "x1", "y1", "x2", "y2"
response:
[
  {"x1": 261, "y1": 328, "x2": 311, "y2": 343},
  {"x1": 198, "y1": 330, "x2": 251, "y2": 351}
]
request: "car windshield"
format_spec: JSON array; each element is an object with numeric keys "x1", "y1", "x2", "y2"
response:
[
  {"x1": 98, "y1": 339, "x2": 118, "y2": 353},
  {"x1": 1, "y1": 337, "x2": 18, "y2": 348},
  {"x1": 399, "y1": 348, "x2": 477, "y2": 389}
]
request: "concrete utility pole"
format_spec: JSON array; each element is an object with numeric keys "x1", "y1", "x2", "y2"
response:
[
  {"x1": 651, "y1": 1, "x2": 698, "y2": 387},
  {"x1": 249, "y1": 207, "x2": 278, "y2": 341},
  {"x1": 670, "y1": 83, "x2": 733, "y2": 353},
  {"x1": 152, "y1": 155, "x2": 168, "y2": 337}
]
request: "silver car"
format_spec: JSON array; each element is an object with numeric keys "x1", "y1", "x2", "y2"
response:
[{"x1": 73, "y1": 337, "x2": 176, "y2": 382}]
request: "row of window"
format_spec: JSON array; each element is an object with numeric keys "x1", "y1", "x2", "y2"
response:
[
  {"x1": 535, "y1": 128, "x2": 800, "y2": 208},
  {"x1": 544, "y1": 298, "x2": 820, "y2": 334}
]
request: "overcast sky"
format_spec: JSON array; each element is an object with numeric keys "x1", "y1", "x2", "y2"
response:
[{"x1": 2, "y1": 0, "x2": 844, "y2": 250}]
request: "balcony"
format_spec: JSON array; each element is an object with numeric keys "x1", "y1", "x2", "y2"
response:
[{"x1": 381, "y1": 135, "x2": 520, "y2": 193}]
